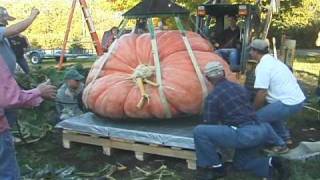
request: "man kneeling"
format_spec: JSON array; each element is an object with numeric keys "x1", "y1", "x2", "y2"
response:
[{"x1": 194, "y1": 61, "x2": 289, "y2": 180}]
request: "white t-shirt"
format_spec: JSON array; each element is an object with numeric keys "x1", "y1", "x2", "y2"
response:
[{"x1": 254, "y1": 54, "x2": 305, "y2": 105}]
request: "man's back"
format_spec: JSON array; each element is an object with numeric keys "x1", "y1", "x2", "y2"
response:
[
  {"x1": 204, "y1": 78, "x2": 257, "y2": 126},
  {"x1": 254, "y1": 54, "x2": 305, "y2": 105}
]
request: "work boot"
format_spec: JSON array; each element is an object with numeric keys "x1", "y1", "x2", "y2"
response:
[
  {"x1": 264, "y1": 145, "x2": 289, "y2": 154},
  {"x1": 270, "y1": 157, "x2": 290, "y2": 180},
  {"x1": 196, "y1": 166, "x2": 226, "y2": 180}
]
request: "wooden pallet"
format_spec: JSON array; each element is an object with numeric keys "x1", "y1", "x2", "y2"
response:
[{"x1": 62, "y1": 130, "x2": 197, "y2": 170}]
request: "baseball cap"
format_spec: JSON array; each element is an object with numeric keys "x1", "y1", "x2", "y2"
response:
[
  {"x1": 249, "y1": 39, "x2": 269, "y2": 51},
  {"x1": 204, "y1": 61, "x2": 224, "y2": 78},
  {"x1": 0, "y1": 7, "x2": 16, "y2": 21},
  {"x1": 64, "y1": 69, "x2": 84, "y2": 80}
]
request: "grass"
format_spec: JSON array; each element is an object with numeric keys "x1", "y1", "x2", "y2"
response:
[{"x1": 29, "y1": 58, "x2": 95, "y2": 69}]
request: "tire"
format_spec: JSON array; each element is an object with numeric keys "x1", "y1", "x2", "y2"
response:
[
  {"x1": 55, "y1": 56, "x2": 67, "y2": 63},
  {"x1": 29, "y1": 53, "x2": 42, "y2": 64}
]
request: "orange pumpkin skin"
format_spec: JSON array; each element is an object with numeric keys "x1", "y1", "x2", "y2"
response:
[{"x1": 84, "y1": 31, "x2": 236, "y2": 119}]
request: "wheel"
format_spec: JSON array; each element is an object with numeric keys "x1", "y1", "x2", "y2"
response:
[
  {"x1": 55, "y1": 56, "x2": 67, "y2": 63},
  {"x1": 29, "y1": 53, "x2": 42, "y2": 64}
]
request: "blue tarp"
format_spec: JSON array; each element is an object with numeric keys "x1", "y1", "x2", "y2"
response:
[{"x1": 56, "y1": 112, "x2": 199, "y2": 149}]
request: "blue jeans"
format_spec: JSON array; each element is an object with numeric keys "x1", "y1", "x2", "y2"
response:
[
  {"x1": 257, "y1": 101, "x2": 304, "y2": 142},
  {"x1": 4, "y1": 109, "x2": 17, "y2": 128},
  {"x1": 193, "y1": 123, "x2": 280, "y2": 177},
  {"x1": 215, "y1": 48, "x2": 240, "y2": 71},
  {"x1": 0, "y1": 130, "x2": 20, "y2": 180}
]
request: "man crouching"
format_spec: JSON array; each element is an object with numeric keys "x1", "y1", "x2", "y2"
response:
[{"x1": 193, "y1": 61, "x2": 289, "y2": 180}]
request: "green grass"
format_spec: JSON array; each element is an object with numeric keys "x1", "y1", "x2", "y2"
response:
[
  {"x1": 294, "y1": 56, "x2": 320, "y2": 77},
  {"x1": 29, "y1": 58, "x2": 95, "y2": 69}
]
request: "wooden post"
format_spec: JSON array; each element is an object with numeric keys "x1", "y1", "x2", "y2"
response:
[
  {"x1": 261, "y1": 6, "x2": 272, "y2": 40},
  {"x1": 79, "y1": 0, "x2": 103, "y2": 56},
  {"x1": 58, "y1": 0, "x2": 77, "y2": 70}
]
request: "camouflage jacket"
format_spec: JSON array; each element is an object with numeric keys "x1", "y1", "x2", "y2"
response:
[{"x1": 56, "y1": 83, "x2": 84, "y2": 120}]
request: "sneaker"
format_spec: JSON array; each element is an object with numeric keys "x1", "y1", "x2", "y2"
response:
[
  {"x1": 196, "y1": 166, "x2": 226, "y2": 180},
  {"x1": 271, "y1": 157, "x2": 290, "y2": 180}
]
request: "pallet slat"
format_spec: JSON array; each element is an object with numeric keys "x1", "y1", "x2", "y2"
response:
[{"x1": 62, "y1": 130, "x2": 197, "y2": 170}]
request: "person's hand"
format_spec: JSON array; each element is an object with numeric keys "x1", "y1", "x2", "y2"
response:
[
  {"x1": 30, "y1": 8, "x2": 40, "y2": 18},
  {"x1": 37, "y1": 80, "x2": 57, "y2": 100}
]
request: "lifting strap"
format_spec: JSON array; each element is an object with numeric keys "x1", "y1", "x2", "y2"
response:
[
  {"x1": 175, "y1": 16, "x2": 208, "y2": 109},
  {"x1": 147, "y1": 18, "x2": 172, "y2": 118}
]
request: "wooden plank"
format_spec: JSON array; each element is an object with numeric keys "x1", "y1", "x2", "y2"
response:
[
  {"x1": 135, "y1": 151, "x2": 145, "y2": 161},
  {"x1": 102, "y1": 146, "x2": 112, "y2": 156},
  {"x1": 62, "y1": 131, "x2": 196, "y2": 162},
  {"x1": 62, "y1": 138, "x2": 71, "y2": 149},
  {"x1": 186, "y1": 159, "x2": 196, "y2": 170}
]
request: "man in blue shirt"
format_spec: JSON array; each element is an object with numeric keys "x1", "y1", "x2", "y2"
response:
[{"x1": 194, "y1": 61, "x2": 289, "y2": 180}]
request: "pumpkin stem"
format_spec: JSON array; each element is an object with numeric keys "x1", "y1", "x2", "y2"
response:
[
  {"x1": 136, "y1": 77, "x2": 150, "y2": 109},
  {"x1": 130, "y1": 64, "x2": 158, "y2": 109}
]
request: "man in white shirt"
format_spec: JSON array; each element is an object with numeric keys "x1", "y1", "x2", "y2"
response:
[{"x1": 249, "y1": 39, "x2": 305, "y2": 153}]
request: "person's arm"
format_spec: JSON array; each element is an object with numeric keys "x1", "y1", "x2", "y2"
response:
[
  {"x1": 4, "y1": 8, "x2": 39, "y2": 37},
  {"x1": 254, "y1": 89, "x2": 268, "y2": 109},
  {"x1": 253, "y1": 64, "x2": 270, "y2": 109},
  {"x1": 202, "y1": 95, "x2": 220, "y2": 124},
  {"x1": 0, "y1": 58, "x2": 56, "y2": 108}
]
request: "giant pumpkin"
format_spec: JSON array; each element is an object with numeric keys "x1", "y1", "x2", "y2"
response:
[{"x1": 83, "y1": 30, "x2": 236, "y2": 119}]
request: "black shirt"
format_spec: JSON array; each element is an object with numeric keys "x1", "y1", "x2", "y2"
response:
[
  {"x1": 8, "y1": 35, "x2": 29, "y2": 59},
  {"x1": 219, "y1": 27, "x2": 240, "y2": 49}
]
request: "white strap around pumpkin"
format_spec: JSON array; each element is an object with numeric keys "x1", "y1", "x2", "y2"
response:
[
  {"x1": 174, "y1": 17, "x2": 208, "y2": 109},
  {"x1": 147, "y1": 18, "x2": 172, "y2": 118}
]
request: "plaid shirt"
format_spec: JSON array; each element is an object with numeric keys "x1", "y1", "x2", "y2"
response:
[{"x1": 203, "y1": 78, "x2": 257, "y2": 126}]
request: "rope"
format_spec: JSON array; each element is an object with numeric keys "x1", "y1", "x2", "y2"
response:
[
  {"x1": 83, "y1": 19, "x2": 128, "y2": 108},
  {"x1": 147, "y1": 18, "x2": 172, "y2": 118},
  {"x1": 174, "y1": 17, "x2": 208, "y2": 109}
]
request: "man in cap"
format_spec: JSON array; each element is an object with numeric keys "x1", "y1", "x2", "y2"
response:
[
  {"x1": 56, "y1": 69, "x2": 85, "y2": 120},
  {"x1": 193, "y1": 61, "x2": 289, "y2": 180},
  {"x1": 1, "y1": 6, "x2": 40, "y2": 128},
  {"x1": 0, "y1": 6, "x2": 39, "y2": 73},
  {"x1": 250, "y1": 39, "x2": 305, "y2": 153}
]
